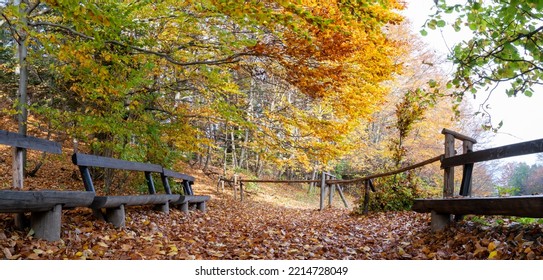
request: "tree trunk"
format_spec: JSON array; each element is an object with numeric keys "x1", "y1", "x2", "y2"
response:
[
  {"x1": 239, "y1": 129, "x2": 249, "y2": 169},
  {"x1": 230, "y1": 130, "x2": 237, "y2": 170},
  {"x1": 308, "y1": 168, "x2": 317, "y2": 194},
  {"x1": 223, "y1": 125, "x2": 228, "y2": 176}
]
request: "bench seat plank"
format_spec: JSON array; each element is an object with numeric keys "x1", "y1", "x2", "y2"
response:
[
  {"x1": 90, "y1": 194, "x2": 180, "y2": 209},
  {"x1": 413, "y1": 195, "x2": 543, "y2": 218},
  {"x1": 0, "y1": 190, "x2": 95, "y2": 212},
  {"x1": 170, "y1": 195, "x2": 211, "y2": 205},
  {"x1": 0, "y1": 190, "x2": 95, "y2": 241},
  {"x1": 187, "y1": 195, "x2": 211, "y2": 204}
]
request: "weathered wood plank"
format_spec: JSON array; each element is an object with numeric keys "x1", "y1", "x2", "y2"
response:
[
  {"x1": 363, "y1": 180, "x2": 370, "y2": 215},
  {"x1": 0, "y1": 129, "x2": 61, "y2": 154},
  {"x1": 441, "y1": 128, "x2": 477, "y2": 144},
  {"x1": 90, "y1": 194, "x2": 180, "y2": 209},
  {"x1": 412, "y1": 195, "x2": 543, "y2": 218},
  {"x1": 31, "y1": 204, "x2": 62, "y2": 241},
  {"x1": 326, "y1": 155, "x2": 443, "y2": 185},
  {"x1": 240, "y1": 179, "x2": 321, "y2": 183},
  {"x1": 105, "y1": 204, "x2": 126, "y2": 228},
  {"x1": 0, "y1": 190, "x2": 95, "y2": 212},
  {"x1": 162, "y1": 168, "x2": 195, "y2": 182},
  {"x1": 320, "y1": 172, "x2": 326, "y2": 211},
  {"x1": 336, "y1": 185, "x2": 349, "y2": 209},
  {"x1": 13, "y1": 147, "x2": 23, "y2": 189},
  {"x1": 186, "y1": 195, "x2": 211, "y2": 203},
  {"x1": 183, "y1": 180, "x2": 194, "y2": 196},
  {"x1": 72, "y1": 153, "x2": 162, "y2": 173},
  {"x1": 368, "y1": 179, "x2": 376, "y2": 192},
  {"x1": 170, "y1": 196, "x2": 191, "y2": 205},
  {"x1": 459, "y1": 163, "x2": 473, "y2": 196},
  {"x1": 443, "y1": 133, "x2": 455, "y2": 197},
  {"x1": 441, "y1": 138, "x2": 543, "y2": 168}
]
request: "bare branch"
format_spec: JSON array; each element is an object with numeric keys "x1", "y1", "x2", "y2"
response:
[
  {"x1": 26, "y1": 0, "x2": 40, "y2": 15},
  {"x1": 1, "y1": 12, "x2": 22, "y2": 44}
]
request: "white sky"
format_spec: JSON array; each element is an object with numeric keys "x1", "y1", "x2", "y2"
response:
[{"x1": 401, "y1": 0, "x2": 543, "y2": 164}]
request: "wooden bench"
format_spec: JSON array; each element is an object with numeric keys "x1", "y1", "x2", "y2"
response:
[
  {"x1": 413, "y1": 195, "x2": 543, "y2": 230},
  {"x1": 72, "y1": 153, "x2": 180, "y2": 228},
  {"x1": 0, "y1": 130, "x2": 95, "y2": 241},
  {"x1": 412, "y1": 130, "x2": 543, "y2": 231},
  {"x1": 161, "y1": 168, "x2": 210, "y2": 213}
]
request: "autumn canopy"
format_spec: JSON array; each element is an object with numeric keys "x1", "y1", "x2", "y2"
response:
[{"x1": 0, "y1": 0, "x2": 406, "y2": 171}]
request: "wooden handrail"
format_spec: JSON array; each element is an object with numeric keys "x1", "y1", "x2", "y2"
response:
[
  {"x1": 0, "y1": 129, "x2": 61, "y2": 154},
  {"x1": 236, "y1": 155, "x2": 443, "y2": 186},
  {"x1": 327, "y1": 155, "x2": 443, "y2": 184},
  {"x1": 239, "y1": 179, "x2": 321, "y2": 184},
  {"x1": 441, "y1": 128, "x2": 477, "y2": 143},
  {"x1": 441, "y1": 138, "x2": 543, "y2": 168}
]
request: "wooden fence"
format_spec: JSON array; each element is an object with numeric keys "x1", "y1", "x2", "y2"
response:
[
  {"x1": 218, "y1": 128, "x2": 543, "y2": 217},
  {"x1": 218, "y1": 151, "x2": 442, "y2": 211}
]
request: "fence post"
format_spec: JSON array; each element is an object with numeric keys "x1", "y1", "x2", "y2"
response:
[
  {"x1": 233, "y1": 174, "x2": 238, "y2": 200},
  {"x1": 320, "y1": 172, "x2": 326, "y2": 211},
  {"x1": 443, "y1": 132, "x2": 455, "y2": 198},
  {"x1": 459, "y1": 140, "x2": 475, "y2": 197},
  {"x1": 336, "y1": 184, "x2": 349, "y2": 209},
  {"x1": 363, "y1": 180, "x2": 370, "y2": 215},
  {"x1": 328, "y1": 174, "x2": 335, "y2": 208},
  {"x1": 12, "y1": 147, "x2": 24, "y2": 189}
]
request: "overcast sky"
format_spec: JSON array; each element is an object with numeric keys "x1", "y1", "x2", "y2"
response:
[{"x1": 401, "y1": 0, "x2": 543, "y2": 164}]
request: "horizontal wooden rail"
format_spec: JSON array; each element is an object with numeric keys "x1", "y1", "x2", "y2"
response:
[
  {"x1": 0, "y1": 129, "x2": 61, "y2": 154},
  {"x1": 441, "y1": 138, "x2": 543, "y2": 168},
  {"x1": 441, "y1": 128, "x2": 477, "y2": 143},
  {"x1": 237, "y1": 155, "x2": 443, "y2": 186},
  {"x1": 239, "y1": 179, "x2": 321, "y2": 184},
  {"x1": 328, "y1": 155, "x2": 443, "y2": 185}
]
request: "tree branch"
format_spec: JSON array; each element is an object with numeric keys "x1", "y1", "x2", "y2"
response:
[
  {"x1": 25, "y1": 0, "x2": 40, "y2": 15},
  {"x1": 1, "y1": 13, "x2": 21, "y2": 44},
  {"x1": 29, "y1": 21, "x2": 256, "y2": 67}
]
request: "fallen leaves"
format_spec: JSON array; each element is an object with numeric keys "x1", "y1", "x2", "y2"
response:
[{"x1": 1, "y1": 182, "x2": 543, "y2": 259}]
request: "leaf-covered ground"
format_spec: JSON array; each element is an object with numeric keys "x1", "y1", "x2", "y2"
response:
[
  {"x1": 1, "y1": 143, "x2": 543, "y2": 260},
  {"x1": 1, "y1": 189, "x2": 543, "y2": 260}
]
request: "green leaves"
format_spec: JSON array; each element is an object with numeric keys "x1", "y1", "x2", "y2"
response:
[{"x1": 426, "y1": 0, "x2": 543, "y2": 106}]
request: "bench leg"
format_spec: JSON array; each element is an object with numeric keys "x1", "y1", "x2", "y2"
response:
[
  {"x1": 179, "y1": 202, "x2": 189, "y2": 214},
  {"x1": 154, "y1": 203, "x2": 169, "y2": 214},
  {"x1": 197, "y1": 202, "x2": 206, "y2": 212},
  {"x1": 31, "y1": 204, "x2": 62, "y2": 241},
  {"x1": 431, "y1": 211, "x2": 451, "y2": 232},
  {"x1": 14, "y1": 213, "x2": 30, "y2": 229},
  {"x1": 106, "y1": 205, "x2": 126, "y2": 228},
  {"x1": 92, "y1": 208, "x2": 106, "y2": 221}
]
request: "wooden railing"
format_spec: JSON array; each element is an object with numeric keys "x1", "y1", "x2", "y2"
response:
[
  {"x1": 219, "y1": 128, "x2": 543, "y2": 215},
  {"x1": 221, "y1": 148, "x2": 443, "y2": 211},
  {"x1": 413, "y1": 130, "x2": 543, "y2": 231}
]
